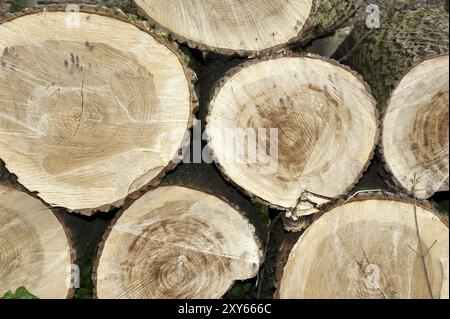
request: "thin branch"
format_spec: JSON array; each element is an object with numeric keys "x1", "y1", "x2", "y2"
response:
[
  {"x1": 361, "y1": 247, "x2": 389, "y2": 299},
  {"x1": 412, "y1": 174, "x2": 435, "y2": 299},
  {"x1": 343, "y1": 189, "x2": 389, "y2": 204}
]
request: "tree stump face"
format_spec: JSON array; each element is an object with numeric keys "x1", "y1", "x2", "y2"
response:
[
  {"x1": 278, "y1": 198, "x2": 449, "y2": 299},
  {"x1": 134, "y1": 0, "x2": 314, "y2": 53},
  {"x1": 95, "y1": 186, "x2": 262, "y2": 299},
  {"x1": 0, "y1": 184, "x2": 72, "y2": 299},
  {"x1": 382, "y1": 55, "x2": 449, "y2": 198},
  {"x1": 207, "y1": 56, "x2": 378, "y2": 210},
  {"x1": 0, "y1": 12, "x2": 193, "y2": 212}
]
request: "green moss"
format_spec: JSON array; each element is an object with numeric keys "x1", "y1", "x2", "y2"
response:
[
  {"x1": 9, "y1": 1, "x2": 37, "y2": 13},
  {"x1": 344, "y1": 8, "x2": 449, "y2": 109},
  {"x1": 89, "y1": 0, "x2": 137, "y2": 15},
  {"x1": 251, "y1": 198, "x2": 270, "y2": 228},
  {"x1": 2, "y1": 287, "x2": 38, "y2": 299},
  {"x1": 73, "y1": 248, "x2": 96, "y2": 299},
  {"x1": 302, "y1": 0, "x2": 364, "y2": 44}
]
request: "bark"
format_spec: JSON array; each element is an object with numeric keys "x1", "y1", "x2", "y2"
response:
[
  {"x1": 133, "y1": 0, "x2": 363, "y2": 56},
  {"x1": 335, "y1": 8, "x2": 449, "y2": 109},
  {"x1": 0, "y1": 183, "x2": 75, "y2": 299},
  {"x1": 299, "y1": 0, "x2": 364, "y2": 46},
  {"x1": 0, "y1": 6, "x2": 197, "y2": 214},
  {"x1": 277, "y1": 193, "x2": 449, "y2": 299}
]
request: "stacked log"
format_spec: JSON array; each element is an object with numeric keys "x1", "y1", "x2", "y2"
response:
[
  {"x1": 206, "y1": 54, "x2": 379, "y2": 220},
  {"x1": 0, "y1": 2, "x2": 448, "y2": 301},
  {"x1": 0, "y1": 7, "x2": 196, "y2": 214},
  {"x1": 336, "y1": 8, "x2": 449, "y2": 199},
  {"x1": 133, "y1": 0, "x2": 364, "y2": 55},
  {"x1": 0, "y1": 183, "x2": 74, "y2": 299},
  {"x1": 93, "y1": 185, "x2": 262, "y2": 299},
  {"x1": 277, "y1": 194, "x2": 449, "y2": 299}
]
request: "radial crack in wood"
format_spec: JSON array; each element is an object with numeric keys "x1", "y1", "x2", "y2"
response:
[
  {"x1": 206, "y1": 55, "x2": 379, "y2": 220},
  {"x1": 278, "y1": 195, "x2": 449, "y2": 299},
  {"x1": 94, "y1": 185, "x2": 262, "y2": 299},
  {"x1": 0, "y1": 183, "x2": 73, "y2": 299},
  {"x1": 133, "y1": 0, "x2": 363, "y2": 55},
  {"x1": 0, "y1": 9, "x2": 195, "y2": 214}
]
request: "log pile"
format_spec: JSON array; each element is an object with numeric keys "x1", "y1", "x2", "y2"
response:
[
  {"x1": 0, "y1": 1, "x2": 448, "y2": 300},
  {"x1": 335, "y1": 8, "x2": 449, "y2": 199}
]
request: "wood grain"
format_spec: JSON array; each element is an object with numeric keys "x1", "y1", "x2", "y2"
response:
[
  {"x1": 206, "y1": 55, "x2": 378, "y2": 219},
  {"x1": 0, "y1": 9, "x2": 195, "y2": 213},
  {"x1": 133, "y1": 0, "x2": 363, "y2": 55},
  {"x1": 278, "y1": 196, "x2": 449, "y2": 299},
  {"x1": 382, "y1": 55, "x2": 449, "y2": 199},
  {"x1": 94, "y1": 185, "x2": 262, "y2": 299}
]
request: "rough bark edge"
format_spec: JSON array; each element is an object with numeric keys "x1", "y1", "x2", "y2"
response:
[
  {"x1": 274, "y1": 191, "x2": 449, "y2": 299},
  {"x1": 91, "y1": 184, "x2": 264, "y2": 299},
  {"x1": 204, "y1": 52, "x2": 380, "y2": 213},
  {"x1": 379, "y1": 53, "x2": 450, "y2": 200},
  {"x1": 0, "y1": 4, "x2": 199, "y2": 215},
  {"x1": 132, "y1": 0, "x2": 362, "y2": 57},
  {"x1": 0, "y1": 180, "x2": 77, "y2": 299}
]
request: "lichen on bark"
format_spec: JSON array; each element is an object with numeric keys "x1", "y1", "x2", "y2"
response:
[{"x1": 338, "y1": 8, "x2": 449, "y2": 109}]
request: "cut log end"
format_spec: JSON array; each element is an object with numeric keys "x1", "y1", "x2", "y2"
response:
[
  {"x1": 382, "y1": 55, "x2": 449, "y2": 199},
  {"x1": 206, "y1": 55, "x2": 378, "y2": 217},
  {"x1": 94, "y1": 185, "x2": 262, "y2": 299},
  {"x1": 133, "y1": 0, "x2": 314, "y2": 54},
  {"x1": 278, "y1": 195, "x2": 449, "y2": 299},
  {"x1": 0, "y1": 9, "x2": 195, "y2": 213},
  {"x1": 0, "y1": 183, "x2": 73, "y2": 299}
]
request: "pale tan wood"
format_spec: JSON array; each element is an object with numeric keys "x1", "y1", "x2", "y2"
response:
[
  {"x1": 94, "y1": 185, "x2": 262, "y2": 299},
  {"x1": 278, "y1": 197, "x2": 449, "y2": 299},
  {"x1": 382, "y1": 55, "x2": 449, "y2": 199},
  {"x1": 134, "y1": 0, "x2": 364, "y2": 55},
  {"x1": 134, "y1": 0, "x2": 313, "y2": 54},
  {"x1": 0, "y1": 183, "x2": 72, "y2": 299},
  {"x1": 0, "y1": 10, "x2": 194, "y2": 213},
  {"x1": 206, "y1": 55, "x2": 378, "y2": 219}
]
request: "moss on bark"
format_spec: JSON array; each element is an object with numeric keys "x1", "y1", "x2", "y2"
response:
[
  {"x1": 337, "y1": 8, "x2": 449, "y2": 109},
  {"x1": 301, "y1": 0, "x2": 364, "y2": 45}
]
